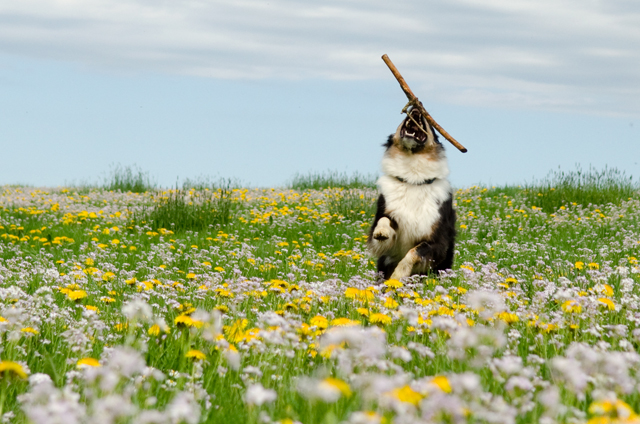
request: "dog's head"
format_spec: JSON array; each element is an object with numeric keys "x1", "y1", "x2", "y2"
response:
[{"x1": 386, "y1": 107, "x2": 442, "y2": 154}]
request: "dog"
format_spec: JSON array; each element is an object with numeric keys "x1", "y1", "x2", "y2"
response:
[{"x1": 368, "y1": 106, "x2": 456, "y2": 281}]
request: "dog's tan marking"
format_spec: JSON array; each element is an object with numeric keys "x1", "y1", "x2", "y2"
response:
[{"x1": 390, "y1": 246, "x2": 420, "y2": 280}]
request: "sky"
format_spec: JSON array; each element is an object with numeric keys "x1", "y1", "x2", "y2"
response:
[{"x1": 1, "y1": 0, "x2": 639, "y2": 188}]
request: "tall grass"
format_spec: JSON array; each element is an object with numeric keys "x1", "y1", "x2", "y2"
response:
[
  {"x1": 136, "y1": 183, "x2": 235, "y2": 232},
  {"x1": 104, "y1": 164, "x2": 156, "y2": 193},
  {"x1": 289, "y1": 171, "x2": 377, "y2": 190},
  {"x1": 484, "y1": 166, "x2": 638, "y2": 213}
]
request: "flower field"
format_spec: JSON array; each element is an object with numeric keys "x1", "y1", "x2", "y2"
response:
[{"x1": 1, "y1": 177, "x2": 640, "y2": 424}]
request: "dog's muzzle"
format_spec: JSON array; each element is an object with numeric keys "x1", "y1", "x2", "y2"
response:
[{"x1": 400, "y1": 108, "x2": 430, "y2": 145}]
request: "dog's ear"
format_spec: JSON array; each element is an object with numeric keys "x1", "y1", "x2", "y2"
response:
[{"x1": 384, "y1": 135, "x2": 394, "y2": 149}]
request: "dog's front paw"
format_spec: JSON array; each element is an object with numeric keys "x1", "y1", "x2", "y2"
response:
[
  {"x1": 373, "y1": 228, "x2": 391, "y2": 241},
  {"x1": 372, "y1": 217, "x2": 395, "y2": 241}
]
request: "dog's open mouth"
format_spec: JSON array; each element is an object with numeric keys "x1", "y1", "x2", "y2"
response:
[{"x1": 400, "y1": 109, "x2": 429, "y2": 144}]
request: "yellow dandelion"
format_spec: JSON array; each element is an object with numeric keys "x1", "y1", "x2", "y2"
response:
[
  {"x1": 0, "y1": 360, "x2": 28, "y2": 379},
  {"x1": 575, "y1": 261, "x2": 585, "y2": 270},
  {"x1": 214, "y1": 305, "x2": 229, "y2": 313},
  {"x1": 77, "y1": 358, "x2": 101, "y2": 368},
  {"x1": 431, "y1": 376, "x2": 452, "y2": 393},
  {"x1": 588, "y1": 262, "x2": 600, "y2": 270},
  {"x1": 185, "y1": 349, "x2": 207, "y2": 360},
  {"x1": 597, "y1": 298, "x2": 616, "y2": 311},
  {"x1": 67, "y1": 290, "x2": 87, "y2": 301},
  {"x1": 389, "y1": 385, "x2": 423, "y2": 406},
  {"x1": 562, "y1": 300, "x2": 582, "y2": 314},
  {"x1": 174, "y1": 315, "x2": 204, "y2": 328},
  {"x1": 357, "y1": 308, "x2": 369, "y2": 317},
  {"x1": 384, "y1": 279, "x2": 403, "y2": 289},
  {"x1": 330, "y1": 318, "x2": 361, "y2": 327},
  {"x1": 186, "y1": 273, "x2": 197, "y2": 279},
  {"x1": 369, "y1": 313, "x2": 392, "y2": 325},
  {"x1": 310, "y1": 315, "x2": 329, "y2": 330},
  {"x1": 383, "y1": 297, "x2": 399, "y2": 309},
  {"x1": 497, "y1": 311, "x2": 519, "y2": 324},
  {"x1": 321, "y1": 377, "x2": 352, "y2": 398},
  {"x1": 102, "y1": 272, "x2": 116, "y2": 281},
  {"x1": 20, "y1": 327, "x2": 39, "y2": 334}
]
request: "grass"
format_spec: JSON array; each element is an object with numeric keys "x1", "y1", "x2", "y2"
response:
[
  {"x1": 289, "y1": 171, "x2": 377, "y2": 190},
  {"x1": 103, "y1": 164, "x2": 156, "y2": 193},
  {"x1": 485, "y1": 165, "x2": 638, "y2": 213},
  {"x1": 135, "y1": 183, "x2": 236, "y2": 233}
]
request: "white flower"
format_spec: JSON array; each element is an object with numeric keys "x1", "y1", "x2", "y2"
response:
[
  {"x1": 166, "y1": 392, "x2": 200, "y2": 424},
  {"x1": 122, "y1": 299, "x2": 153, "y2": 323},
  {"x1": 245, "y1": 383, "x2": 277, "y2": 406},
  {"x1": 465, "y1": 290, "x2": 505, "y2": 320}
]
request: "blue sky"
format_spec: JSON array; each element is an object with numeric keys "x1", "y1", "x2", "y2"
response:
[{"x1": 1, "y1": 0, "x2": 639, "y2": 188}]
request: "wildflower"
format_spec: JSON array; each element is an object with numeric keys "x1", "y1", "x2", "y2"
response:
[
  {"x1": 0, "y1": 360, "x2": 27, "y2": 379},
  {"x1": 322, "y1": 378, "x2": 352, "y2": 398},
  {"x1": 77, "y1": 358, "x2": 101, "y2": 368},
  {"x1": 214, "y1": 305, "x2": 229, "y2": 313},
  {"x1": 369, "y1": 313, "x2": 392, "y2": 325},
  {"x1": 388, "y1": 385, "x2": 423, "y2": 406},
  {"x1": 588, "y1": 262, "x2": 600, "y2": 270},
  {"x1": 102, "y1": 271, "x2": 116, "y2": 281},
  {"x1": 384, "y1": 279, "x2": 403, "y2": 289},
  {"x1": 85, "y1": 305, "x2": 99, "y2": 314},
  {"x1": 383, "y1": 297, "x2": 399, "y2": 309},
  {"x1": 175, "y1": 315, "x2": 204, "y2": 328},
  {"x1": 562, "y1": 300, "x2": 582, "y2": 314},
  {"x1": 67, "y1": 290, "x2": 87, "y2": 301},
  {"x1": 597, "y1": 298, "x2": 616, "y2": 311},
  {"x1": 298, "y1": 377, "x2": 351, "y2": 402},
  {"x1": 505, "y1": 277, "x2": 518, "y2": 285},
  {"x1": 588, "y1": 399, "x2": 639, "y2": 423},
  {"x1": 21, "y1": 327, "x2": 39, "y2": 334},
  {"x1": 186, "y1": 273, "x2": 196, "y2": 279},
  {"x1": 357, "y1": 308, "x2": 369, "y2": 317},
  {"x1": 431, "y1": 375, "x2": 452, "y2": 393},
  {"x1": 497, "y1": 311, "x2": 519, "y2": 324},
  {"x1": 310, "y1": 315, "x2": 329, "y2": 330},
  {"x1": 245, "y1": 383, "x2": 277, "y2": 406},
  {"x1": 575, "y1": 261, "x2": 585, "y2": 270},
  {"x1": 122, "y1": 299, "x2": 153, "y2": 322},
  {"x1": 330, "y1": 318, "x2": 361, "y2": 327},
  {"x1": 185, "y1": 349, "x2": 207, "y2": 360}
]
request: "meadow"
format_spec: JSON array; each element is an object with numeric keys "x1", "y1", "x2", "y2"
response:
[{"x1": 1, "y1": 167, "x2": 639, "y2": 424}]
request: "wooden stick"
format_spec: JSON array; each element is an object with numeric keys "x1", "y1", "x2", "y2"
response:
[{"x1": 381, "y1": 54, "x2": 467, "y2": 153}]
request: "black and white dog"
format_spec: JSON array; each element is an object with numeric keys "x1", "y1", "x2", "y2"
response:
[{"x1": 368, "y1": 106, "x2": 456, "y2": 280}]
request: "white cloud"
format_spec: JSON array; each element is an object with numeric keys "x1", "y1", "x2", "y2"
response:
[{"x1": 1, "y1": 0, "x2": 639, "y2": 115}]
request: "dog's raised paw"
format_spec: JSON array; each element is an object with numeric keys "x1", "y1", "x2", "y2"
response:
[
  {"x1": 372, "y1": 217, "x2": 395, "y2": 242},
  {"x1": 373, "y1": 231, "x2": 390, "y2": 241}
]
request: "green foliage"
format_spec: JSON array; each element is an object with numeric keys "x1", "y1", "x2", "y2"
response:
[
  {"x1": 289, "y1": 171, "x2": 377, "y2": 190},
  {"x1": 137, "y1": 183, "x2": 235, "y2": 232},
  {"x1": 104, "y1": 164, "x2": 156, "y2": 193},
  {"x1": 485, "y1": 166, "x2": 638, "y2": 213},
  {"x1": 181, "y1": 175, "x2": 242, "y2": 191}
]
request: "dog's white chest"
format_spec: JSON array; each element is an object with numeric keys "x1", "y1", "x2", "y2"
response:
[{"x1": 379, "y1": 177, "x2": 451, "y2": 258}]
